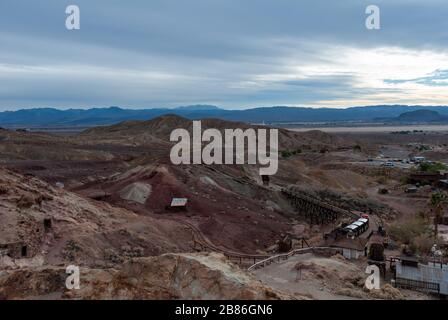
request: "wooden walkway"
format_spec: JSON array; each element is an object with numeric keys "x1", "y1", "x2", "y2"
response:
[
  {"x1": 159, "y1": 188, "x2": 363, "y2": 268},
  {"x1": 247, "y1": 246, "x2": 344, "y2": 271}
]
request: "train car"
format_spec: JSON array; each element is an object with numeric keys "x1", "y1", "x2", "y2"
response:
[
  {"x1": 343, "y1": 218, "x2": 369, "y2": 237},
  {"x1": 343, "y1": 224, "x2": 360, "y2": 237}
]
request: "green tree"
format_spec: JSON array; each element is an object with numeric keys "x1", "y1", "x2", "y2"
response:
[{"x1": 419, "y1": 162, "x2": 448, "y2": 173}]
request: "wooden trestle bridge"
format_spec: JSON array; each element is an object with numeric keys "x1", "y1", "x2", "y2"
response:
[
  {"x1": 282, "y1": 187, "x2": 359, "y2": 225},
  {"x1": 160, "y1": 187, "x2": 363, "y2": 269}
]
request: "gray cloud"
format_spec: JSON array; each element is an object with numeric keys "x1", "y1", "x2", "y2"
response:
[
  {"x1": 385, "y1": 69, "x2": 448, "y2": 86},
  {"x1": 0, "y1": 0, "x2": 447, "y2": 110}
]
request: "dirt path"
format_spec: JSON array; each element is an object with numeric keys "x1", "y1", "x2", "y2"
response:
[
  {"x1": 159, "y1": 216, "x2": 271, "y2": 264},
  {"x1": 252, "y1": 253, "x2": 362, "y2": 300},
  {"x1": 365, "y1": 186, "x2": 427, "y2": 218}
]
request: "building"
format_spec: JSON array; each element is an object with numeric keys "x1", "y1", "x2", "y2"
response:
[
  {"x1": 368, "y1": 234, "x2": 387, "y2": 275},
  {"x1": 0, "y1": 242, "x2": 28, "y2": 259},
  {"x1": 437, "y1": 212, "x2": 448, "y2": 225},
  {"x1": 405, "y1": 186, "x2": 418, "y2": 193},
  {"x1": 409, "y1": 172, "x2": 448, "y2": 184},
  {"x1": 438, "y1": 179, "x2": 448, "y2": 190},
  {"x1": 394, "y1": 256, "x2": 448, "y2": 296},
  {"x1": 368, "y1": 234, "x2": 385, "y2": 261},
  {"x1": 167, "y1": 198, "x2": 188, "y2": 212},
  {"x1": 329, "y1": 238, "x2": 368, "y2": 260},
  {"x1": 342, "y1": 218, "x2": 369, "y2": 237},
  {"x1": 261, "y1": 175, "x2": 270, "y2": 186},
  {"x1": 412, "y1": 156, "x2": 426, "y2": 163}
]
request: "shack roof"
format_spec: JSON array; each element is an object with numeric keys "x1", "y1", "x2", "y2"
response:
[
  {"x1": 352, "y1": 221, "x2": 366, "y2": 227},
  {"x1": 369, "y1": 234, "x2": 384, "y2": 245},
  {"x1": 170, "y1": 198, "x2": 188, "y2": 207},
  {"x1": 330, "y1": 238, "x2": 368, "y2": 251}
]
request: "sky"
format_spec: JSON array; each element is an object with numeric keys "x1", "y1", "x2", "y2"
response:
[{"x1": 0, "y1": 0, "x2": 447, "y2": 110}]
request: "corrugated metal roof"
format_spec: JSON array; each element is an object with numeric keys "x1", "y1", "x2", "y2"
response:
[{"x1": 330, "y1": 238, "x2": 368, "y2": 251}]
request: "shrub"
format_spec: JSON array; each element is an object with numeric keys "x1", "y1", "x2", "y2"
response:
[
  {"x1": 281, "y1": 149, "x2": 302, "y2": 158},
  {"x1": 0, "y1": 185, "x2": 8, "y2": 195},
  {"x1": 413, "y1": 235, "x2": 434, "y2": 255},
  {"x1": 17, "y1": 195, "x2": 35, "y2": 209},
  {"x1": 281, "y1": 150, "x2": 292, "y2": 158},
  {"x1": 388, "y1": 216, "x2": 430, "y2": 245},
  {"x1": 419, "y1": 162, "x2": 448, "y2": 173}
]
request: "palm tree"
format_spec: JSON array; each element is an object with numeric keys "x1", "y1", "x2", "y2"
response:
[{"x1": 429, "y1": 192, "x2": 447, "y2": 240}]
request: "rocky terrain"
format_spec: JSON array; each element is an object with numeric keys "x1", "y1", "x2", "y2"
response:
[
  {"x1": 253, "y1": 252, "x2": 431, "y2": 300},
  {"x1": 0, "y1": 167, "x2": 193, "y2": 269},
  {"x1": 1, "y1": 115, "x2": 446, "y2": 300},
  {"x1": 1, "y1": 115, "x2": 356, "y2": 256},
  {"x1": 0, "y1": 252, "x2": 299, "y2": 300}
]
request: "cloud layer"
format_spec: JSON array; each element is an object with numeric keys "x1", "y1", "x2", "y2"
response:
[{"x1": 0, "y1": 0, "x2": 447, "y2": 110}]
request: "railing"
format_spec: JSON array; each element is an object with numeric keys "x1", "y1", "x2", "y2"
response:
[
  {"x1": 185, "y1": 220, "x2": 270, "y2": 262},
  {"x1": 164, "y1": 217, "x2": 338, "y2": 269},
  {"x1": 192, "y1": 239, "x2": 269, "y2": 261},
  {"x1": 395, "y1": 277, "x2": 440, "y2": 294},
  {"x1": 247, "y1": 246, "x2": 343, "y2": 271}
]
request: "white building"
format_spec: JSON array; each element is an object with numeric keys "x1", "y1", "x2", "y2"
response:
[{"x1": 395, "y1": 257, "x2": 448, "y2": 296}]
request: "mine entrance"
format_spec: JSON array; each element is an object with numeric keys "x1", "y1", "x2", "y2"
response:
[
  {"x1": 44, "y1": 218, "x2": 52, "y2": 231},
  {"x1": 21, "y1": 245, "x2": 27, "y2": 257}
]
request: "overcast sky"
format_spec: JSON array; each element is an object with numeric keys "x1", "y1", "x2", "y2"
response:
[{"x1": 0, "y1": 0, "x2": 447, "y2": 110}]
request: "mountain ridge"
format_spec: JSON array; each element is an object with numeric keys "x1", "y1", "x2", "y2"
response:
[
  {"x1": 2, "y1": 105, "x2": 448, "y2": 127},
  {"x1": 394, "y1": 110, "x2": 448, "y2": 123}
]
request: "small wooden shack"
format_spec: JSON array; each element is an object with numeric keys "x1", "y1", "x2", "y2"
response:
[
  {"x1": 330, "y1": 238, "x2": 368, "y2": 260},
  {"x1": 167, "y1": 198, "x2": 188, "y2": 212}
]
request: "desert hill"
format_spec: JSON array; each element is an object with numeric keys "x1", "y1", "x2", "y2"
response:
[
  {"x1": 0, "y1": 167, "x2": 192, "y2": 269},
  {"x1": 0, "y1": 252, "x2": 298, "y2": 300},
  {"x1": 1, "y1": 116, "x2": 379, "y2": 263},
  {"x1": 80, "y1": 114, "x2": 347, "y2": 151},
  {"x1": 395, "y1": 110, "x2": 448, "y2": 123},
  {"x1": 0, "y1": 113, "x2": 429, "y2": 300}
]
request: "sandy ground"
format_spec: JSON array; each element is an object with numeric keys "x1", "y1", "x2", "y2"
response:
[
  {"x1": 253, "y1": 253, "x2": 364, "y2": 300},
  {"x1": 252, "y1": 253, "x2": 435, "y2": 300},
  {"x1": 290, "y1": 125, "x2": 448, "y2": 133}
]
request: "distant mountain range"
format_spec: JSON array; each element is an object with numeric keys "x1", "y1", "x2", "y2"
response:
[
  {"x1": 1, "y1": 105, "x2": 448, "y2": 128},
  {"x1": 390, "y1": 110, "x2": 448, "y2": 123}
]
